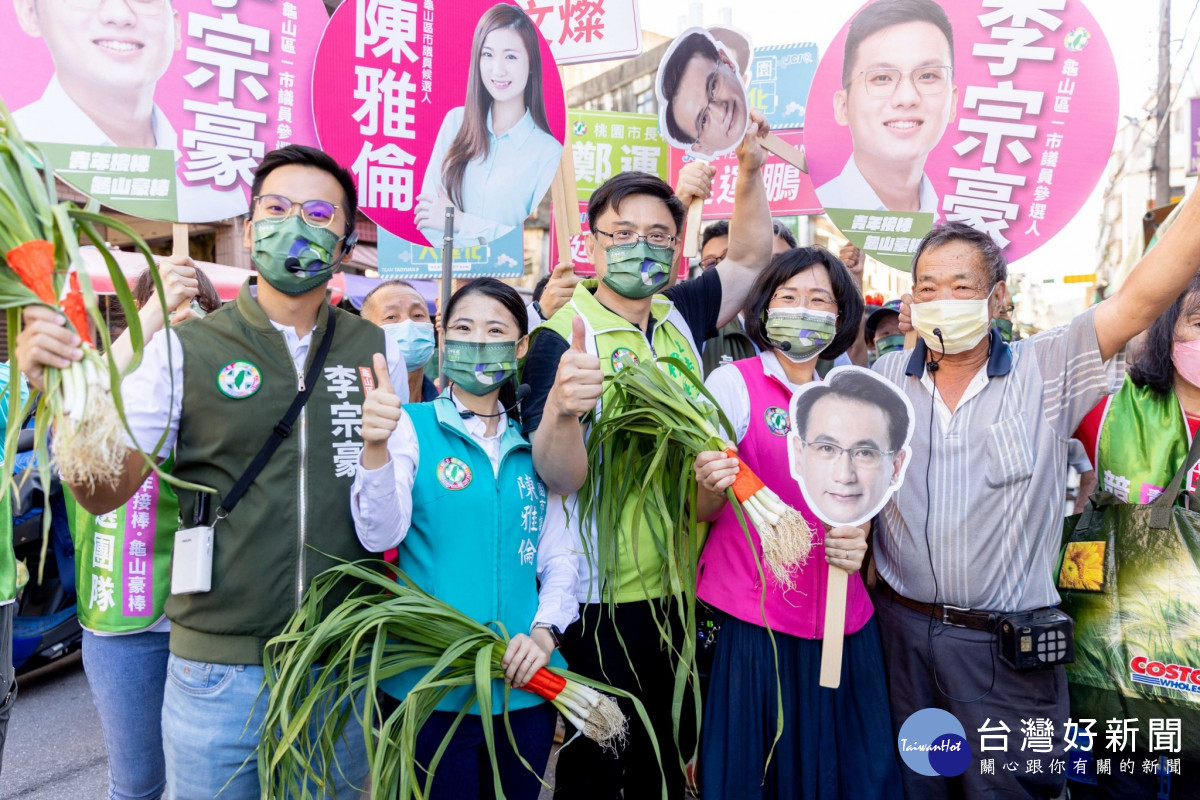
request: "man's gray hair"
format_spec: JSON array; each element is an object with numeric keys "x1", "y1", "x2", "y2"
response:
[{"x1": 911, "y1": 221, "x2": 1007, "y2": 288}]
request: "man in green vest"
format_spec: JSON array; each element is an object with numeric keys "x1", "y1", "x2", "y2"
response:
[
  {"x1": 14, "y1": 145, "x2": 408, "y2": 798},
  {"x1": 521, "y1": 110, "x2": 773, "y2": 799}
]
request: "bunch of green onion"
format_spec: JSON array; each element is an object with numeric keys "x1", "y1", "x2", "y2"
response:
[
  {"x1": 0, "y1": 100, "x2": 200, "y2": 575},
  {"x1": 577, "y1": 355, "x2": 811, "y2": 768},
  {"x1": 258, "y1": 561, "x2": 663, "y2": 800}
]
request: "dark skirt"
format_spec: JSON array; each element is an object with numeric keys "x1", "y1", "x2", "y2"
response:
[{"x1": 699, "y1": 614, "x2": 903, "y2": 800}]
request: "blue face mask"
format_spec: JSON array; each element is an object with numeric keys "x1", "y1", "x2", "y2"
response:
[{"x1": 381, "y1": 320, "x2": 436, "y2": 371}]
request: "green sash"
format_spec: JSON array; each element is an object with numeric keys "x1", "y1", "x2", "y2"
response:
[
  {"x1": 69, "y1": 459, "x2": 177, "y2": 633},
  {"x1": 1097, "y1": 377, "x2": 1193, "y2": 505}
]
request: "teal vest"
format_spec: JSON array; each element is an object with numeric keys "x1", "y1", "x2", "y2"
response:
[
  {"x1": 168, "y1": 280, "x2": 385, "y2": 664},
  {"x1": 380, "y1": 395, "x2": 563, "y2": 714}
]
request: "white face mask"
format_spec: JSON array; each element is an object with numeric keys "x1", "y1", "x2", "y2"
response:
[{"x1": 910, "y1": 287, "x2": 996, "y2": 355}]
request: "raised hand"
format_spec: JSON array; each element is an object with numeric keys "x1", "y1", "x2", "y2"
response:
[
  {"x1": 539, "y1": 263, "x2": 581, "y2": 321},
  {"x1": 361, "y1": 352, "x2": 402, "y2": 469},
  {"x1": 548, "y1": 315, "x2": 603, "y2": 420}
]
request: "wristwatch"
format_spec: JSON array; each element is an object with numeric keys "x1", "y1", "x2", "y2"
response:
[{"x1": 532, "y1": 623, "x2": 562, "y2": 649}]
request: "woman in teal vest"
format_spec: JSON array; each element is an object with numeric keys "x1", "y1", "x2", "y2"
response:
[
  {"x1": 71, "y1": 261, "x2": 220, "y2": 800},
  {"x1": 354, "y1": 278, "x2": 578, "y2": 799},
  {"x1": 1072, "y1": 275, "x2": 1200, "y2": 799}
]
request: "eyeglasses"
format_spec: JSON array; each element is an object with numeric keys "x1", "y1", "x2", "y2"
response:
[
  {"x1": 698, "y1": 255, "x2": 722, "y2": 270},
  {"x1": 61, "y1": 0, "x2": 170, "y2": 16},
  {"x1": 801, "y1": 439, "x2": 895, "y2": 467},
  {"x1": 593, "y1": 228, "x2": 677, "y2": 251},
  {"x1": 851, "y1": 65, "x2": 952, "y2": 98},
  {"x1": 254, "y1": 194, "x2": 339, "y2": 229}
]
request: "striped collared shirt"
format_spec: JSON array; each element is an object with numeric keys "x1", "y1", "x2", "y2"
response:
[{"x1": 871, "y1": 307, "x2": 1124, "y2": 611}]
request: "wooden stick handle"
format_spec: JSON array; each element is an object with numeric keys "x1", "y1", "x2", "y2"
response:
[
  {"x1": 172, "y1": 223, "x2": 189, "y2": 258},
  {"x1": 550, "y1": 165, "x2": 573, "y2": 267},
  {"x1": 760, "y1": 132, "x2": 807, "y2": 174},
  {"x1": 819, "y1": 565, "x2": 848, "y2": 689},
  {"x1": 682, "y1": 196, "x2": 705, "y2": 259}
]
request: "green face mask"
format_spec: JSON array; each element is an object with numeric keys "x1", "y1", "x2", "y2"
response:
[
  {"x1": 765, "y1": 306, "x2": 838, "y2": 363},
  {"x1": 252, "y1": 215, "x2": 345, "y2": 296},
  {"x1": 875, "y1": 333, "x2": 906, "y2": 357},
  {"x1": 443, "y1": 340, "x2": 519, "y2": 396},
  {"x1": 600, "y1": 242, "x2": 674, "y2": 299}
]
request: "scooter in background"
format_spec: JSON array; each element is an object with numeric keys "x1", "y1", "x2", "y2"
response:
[{"x1": 11, "y1": 427, "x2": 81, "y2": 674}]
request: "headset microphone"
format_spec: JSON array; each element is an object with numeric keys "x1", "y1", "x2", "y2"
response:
[
  {"x1": 928, "y1": 329, "x2": 946, "y2": 373},
  {"x1": 284, "y1": 256, "x2": 303, "y2": 273},
  {"x1": 459, "y1": 383, "x2": 531, "y2": 419},
  {"x1": 777, "y1": 340, "x2": 791, "y2": 352}
]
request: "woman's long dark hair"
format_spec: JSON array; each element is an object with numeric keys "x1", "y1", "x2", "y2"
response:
[
  {"x1": 443, "y1": 277, "x2": 528, "y2": 421},
  {"x1": 134, "y1": 266, "x2": 221, "y2": 313},
  {"x1": 1128, "y1": 276, "x2": 1200, "y2": 395},
  {"x1": 442, "y1": 4, "x2": 551, "y2": 211},
  {"x1": 742, "y1": 246, "x2": 864, "y2": 361}
]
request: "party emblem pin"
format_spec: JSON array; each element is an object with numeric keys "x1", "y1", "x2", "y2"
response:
[
  {"x1": 764, "y1": 406, "x2": 790, "y2": 437},
  {"x1": 437, "y1": 457, "x2": 473, "y2": 491},
  {"x1": 217, "y1": 361, "x2": 262, "y2": 399}
]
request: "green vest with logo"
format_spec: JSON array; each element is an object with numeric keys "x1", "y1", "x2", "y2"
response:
[
  {"x1": 1, "y1": 364, "x2": 27, "y2": 605},
  {"x1": 380, "y1": 396, "x2": 563, "y2": 712},
  {"x1": 541, "y1": 280, "x2": 702, "y2": 603},
  {"x1": 69, "y1": 461, "x2": 177, "y2": 632},
  {"x1": 168, "y1": 281, "x2": 385, "y2": 665}
]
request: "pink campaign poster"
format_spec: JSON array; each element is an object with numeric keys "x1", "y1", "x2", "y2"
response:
[
  {"x1": 0, "y1": 0, "x2": 325, "y2": 224},
  {"x1": 804, "y1": 0, "x2": 1118, "y2": 270},
  {"x1": 668, "y1": 128, "x2": 822, "y2": 220},
  {"x1": 313, "y1": 0, "x2": 567, "y2": 278}
]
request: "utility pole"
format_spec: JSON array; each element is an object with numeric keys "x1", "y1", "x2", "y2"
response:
[{"x1": 1153, "y1": 0, "x2": 1172, "y2": 207}]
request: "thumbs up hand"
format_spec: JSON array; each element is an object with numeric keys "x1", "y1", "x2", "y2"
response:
[
  {"x1": 548, "y1": 315, "x2": 604, "y2": 420},
  {"x1": 362, "y1": 352, "x2": 403, "y2": 468}
]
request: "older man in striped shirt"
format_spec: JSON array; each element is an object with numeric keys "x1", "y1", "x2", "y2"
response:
[{"x1": 870, "y1": 203, "x2": 1200, "y2": 799}]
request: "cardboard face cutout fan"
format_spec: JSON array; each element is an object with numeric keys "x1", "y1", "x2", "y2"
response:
[
  {"x1": 787, "y1": 366, "x2": 914, "y2": 528},
  {"x1": 655, "y1": 26, "x2": 751, "y2": 160}
]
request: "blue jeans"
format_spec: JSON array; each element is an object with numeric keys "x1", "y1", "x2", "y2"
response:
[
  {"x1": 82, "y1": 629, "x2": 171, "y2": 800},
  {"x1": 162, "y1": 654, "x2": 368, "y2": 800}
]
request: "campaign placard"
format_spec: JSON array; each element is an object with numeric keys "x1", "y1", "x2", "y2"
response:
[
  {"x1": 522, "y1": 0, "x2": 642, "y2": 65},
  {"x1": 1, "y1": 0, "x2": 326, "y2": 223},
  {"x1": 746, "y1": 42, "x2": 820, "y2": 131},
  {"x1": 313, "y1": 0, "x2": 567, "y2": 278},
  {"x1": 668, "y1": 128, "x2": 821, "y2": 219},
  {"x1": 804, "y1": 0, "x2": 1118, "y2": 270},
  {"x1": 570, "y1": 110, "x2": 667, "y2": 200}
]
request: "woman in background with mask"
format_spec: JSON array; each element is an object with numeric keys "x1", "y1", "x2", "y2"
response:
[
  {"x1": 361, "y1": 280, "x2": 439, "y2": 402},
  {"x1": 352, "y1": 278, "x2": 578, "y2": 799},
  {"x1": 1070, "y1": 276, "x2": 1200, "y2": 800},
  {"x1": 691, "y1": 247, "x2": 901, "y2": 799}
]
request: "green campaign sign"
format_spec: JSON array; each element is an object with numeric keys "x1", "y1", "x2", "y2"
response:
[{"x1": 569, "y1": 110, "x2": 668, "y2": 200}]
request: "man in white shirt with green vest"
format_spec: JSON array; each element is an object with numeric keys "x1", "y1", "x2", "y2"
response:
[
  {"x1": 14, "y1": 145, "x2": 407, "y2": 798},
  {"x1": 520, "y1": 111, "x2": 773, "y2": 799}
]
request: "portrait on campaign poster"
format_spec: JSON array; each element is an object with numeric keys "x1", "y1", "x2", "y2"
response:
[
  {"x1": 414, "y1": 3, "x2": 564, "y2": 248},
  {"x1": 1, "y1": 0, "x2": 326, "y2": 223},
  {"x1": 816, "y1": 0, "x2": 958, "y2": 216},
  {"x1": 788, "y1": 366, "x2": 914, "y2": 528},
  {"x1": 804, "y1": 0, "x2": 1118, "y2": 271},
  {"x1": 655, "y1": 26, "x2": 751, "y2": 160},
  {"x1": 313, "y1": 0, "x2": 566, "y2": 276}
]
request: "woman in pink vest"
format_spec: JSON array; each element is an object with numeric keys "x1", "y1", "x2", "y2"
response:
[{"x1": 692, "y1": 246, "x2": 901, "y2": 799}]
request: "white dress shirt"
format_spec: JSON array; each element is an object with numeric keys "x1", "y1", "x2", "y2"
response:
[
  {"x1": 418, "y1": 107, "x2": 562, "y2": 246},
  {"x1": 12, "y1": 76, "x2": 247, "y2": 224},
  {"x1": 816, "y1": 154, "x2": 939, "y2": 216},
  {"x1": 351, "y1": 390, "x2": 579, "y2": 633},
  {"x1": 121, "y1": 311, "x2": 409, "y2": 458}
]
